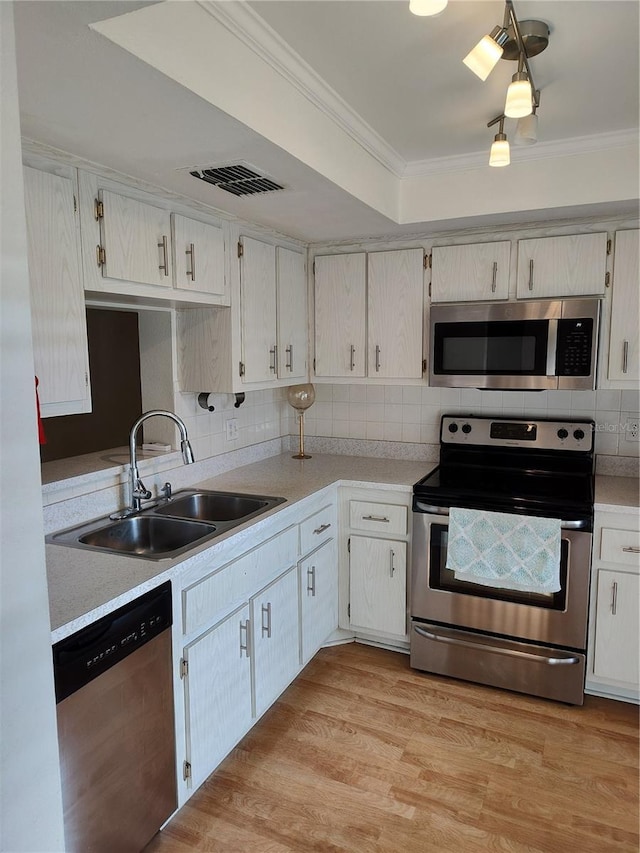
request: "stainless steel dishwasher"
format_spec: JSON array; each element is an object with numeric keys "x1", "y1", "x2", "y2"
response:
[{"x1": 53, "y1": 581, "x2": 177, "y2": 853}]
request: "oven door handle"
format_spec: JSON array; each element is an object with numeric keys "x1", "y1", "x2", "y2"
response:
[
  {"x1": 413, "y1": 502, "x2": 589, "y2": 530},
  {"x1": 412, "y1": 625, "x2": 581, "y2": 666}
]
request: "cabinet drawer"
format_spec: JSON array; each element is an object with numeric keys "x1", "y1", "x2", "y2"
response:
[
  {"x1": 349, "y1": 500, "x2": 407, "y2": 535},
  {"x1": 600, "y1": 527, "x2": 640, "y2": 567},
  {"x1": 183, "y1": 526, "x2": 297, "y2": 635},
  {"x1": 300, "y1": 505, "x2": 335, "y2": 556}
]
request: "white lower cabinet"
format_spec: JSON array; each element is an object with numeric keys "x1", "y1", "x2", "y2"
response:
[
  {"x1": 183, "y1": 603, "x2": 252, "y2": 791},
  {"x1": 300, "y1": 540, "x2": 339, "y2": 665},
  {"x1": 349, "y1": 536, "x2": 407, "y2": 638},
  {"x1": 586, "y1": 510, "x2": 640, "y2": 703},
  {"x1": 252, "y1": 567, "x2": 300, "y2": 719}
]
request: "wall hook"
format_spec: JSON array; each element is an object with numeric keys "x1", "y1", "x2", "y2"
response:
[
  {"x1": 234, "y1": 393, "x2": 245, "y2": 408},
  {"x1": 197, "y1": 393, "x2": 215, "y2": 412}
]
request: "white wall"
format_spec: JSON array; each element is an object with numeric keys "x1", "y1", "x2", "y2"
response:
[{"x1": 0, "y1": 4, "x2": 65, "y2": 850}]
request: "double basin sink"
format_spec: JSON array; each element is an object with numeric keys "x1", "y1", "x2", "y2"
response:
[{"x1": 48, "y1": 490, "x2": 286, "y2": 560}]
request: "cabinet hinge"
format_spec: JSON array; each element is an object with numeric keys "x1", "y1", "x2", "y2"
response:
[
  {"x1": 607, "y1": 238, "x2": 612, "y2": 255},
  {"x1": 422, "y1": 359, "x2": 427, "y2": 374},
  {"x1": 424, "y1": 253, "x2": 431, "y2": 270},
  {"x1": 347, "y1": 537, "x2": 350, "y2": 553},
  {"x1": 237, "y1": 241, "x2": 243, "y2": 258},
  {"x1": 428, "y1": 281, "x2": 432, "y2": 298},
  {"x1": 239, "y1": 361, "x2": 245, "y2": 377},
  {"x1": 85, "y1": 372, "x2": 89, "y2": 388},
  {"x1": 94, "y1": 198, "x2": 104, "y2": 220},
  {"x1": 180, "y1": 658, "x2": 188, "y2": 678},
  {"x1": 313, "y1": 357, "x2": 316, "y2": 372},
  {"x1": 313, "y1": 259, "x2": 316, "y2": 275},
  {"x1": 605, "y1": 271, "x2": 611, "y2": 288},
  {"x1": 96, "y1": 245, "x2": 106, "y2": 267},
  {"x1": 73, "y1": 194, "x2": 77, "y2": 214},
  {"x1": 183, "y1": 760, "x2": 192, "y2": 781},
  {"x1": 348, "y1": 603, "x2": 350, "y2": 618}
]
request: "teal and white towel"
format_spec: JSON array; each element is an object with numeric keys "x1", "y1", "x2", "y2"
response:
[{"x1": 446, "y1": 507, "x2": 561, "y2": 594}]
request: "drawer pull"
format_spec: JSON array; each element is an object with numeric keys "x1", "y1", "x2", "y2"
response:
[
  {"x1": 622, "y1": 546, "x2": 640, "y2": 553},
  {"x1": 362, "y1": 514, "x2": 390, "y2": 523},
  {"x1": 611, "y1": 581, "x2": 618, "y2": 616},
  {"x1": 239, "y1": 620, "x2": 250, "y2": 658},
  {"x1": 307, "y1": 565, "x2": 316, "y2": 596},
  {"x1": 313, "y1": 523, "x2": 331, "y2": 535},
  {"x1": 261, "y1": 602, "x2": 272, "y2": 638}
]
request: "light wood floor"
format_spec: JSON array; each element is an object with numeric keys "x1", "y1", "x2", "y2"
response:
[{"x1": 146, "y1": 643, "x2": 639, "y2": 853}]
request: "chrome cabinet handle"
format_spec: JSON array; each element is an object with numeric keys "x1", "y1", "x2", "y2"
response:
[
  {"x1": 611, "y1": 581, "x2": 618, "y2": 616},
  {"x1": 375, "y1": 345, "x2": 381, "y2": 373},
  {"x1": 349, "y1": 344, "x2": 356, "y2": 372},
  {"x1": 158, "y1": 235, "x2": 169, "y2": 276},
  {"x1": 491, "y1": 261, "x2": 497, "y2": 293},
  {"x1": 413, "y1": 625, "x2": 580, "y2": 666},
  {"x1": 622, "y1": 340, "x2": 629, "y2": 374},
  {"x1": 185, "y1": 242, "x2": 195, "y2": 281},
  {"x1": 528, "y1": 258, "x2": 534, "y2": 291},
  {"x1": 622, "y1": 546, "x2": 640, "y2": 553},
  {"x1": 362, "y1": 514, "x2": 389, "y2": 523},
  {"x1": 313, "y1": 523, "x2": 331, "y2": 535},
  {"x1": 307, "y1": 566, "x2": 316, "y2": 596},
  {"x1": 239, "y1": 620, "x2": 250, "y2": 658},
  {"x1": 261, "y1": 602, "x2": 272, "y2": 638},
  {"x1": 269, "y1": 345, "x2": 277, "y2": 373},
  {"x1": 389, "y1": 549, "x2": 395, "y2": 577},
  {"x1": 285, "y1": 344, "x2": 293, "y2": 372}
]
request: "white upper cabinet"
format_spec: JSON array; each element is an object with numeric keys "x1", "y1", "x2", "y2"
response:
[
  {"x1": 23, "y1": 166, "x2": 91, "y2": 417},
  {"x1": 172, "y1": 214, "x2": 226, "y2": 299},
  {"x1": 430, "y1": 241, "x2": 510, "y2": 303},
  {"x1": 239, "y1": 236, "x2": 278, "y2": 383},
  {"x1": 516, "y1": 232, "x2": 608, "y2": 299},
  {"x1": 367, "y1": 248, "x2": 424, "y2": 378},
  {"x1": 314, "y1": 252, "x2": 366, "y2": 378},
  {"x1": 314, "y1": 248, "x2": 424, "y2": 379},
  {"x1": 608, "y1": 229, "x2": 639, "y2": 383},
  {"x1": 97, "y1": 189, "x2": 172, "y2": 288},
  {"x1": 276, "y1": 247, "x2": 307, "y2": 381}
]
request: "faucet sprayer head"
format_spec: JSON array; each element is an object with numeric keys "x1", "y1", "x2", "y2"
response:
[{"x1": 181, "y1": 439, "x2": 195, "y2": 465}]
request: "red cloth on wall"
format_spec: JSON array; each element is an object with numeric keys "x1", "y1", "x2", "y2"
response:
[{"x1": 35, "y1": 376, "x2": 46, "y2": 445}]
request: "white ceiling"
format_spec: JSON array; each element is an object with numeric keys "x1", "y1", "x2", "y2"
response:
[{"x1": 13, "y1": 1, "x2": 640, "y2": 243}]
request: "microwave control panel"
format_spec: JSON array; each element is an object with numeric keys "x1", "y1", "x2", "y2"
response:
[{"x1": 555, "y1": 318, "x2": 594, "y2": 376}]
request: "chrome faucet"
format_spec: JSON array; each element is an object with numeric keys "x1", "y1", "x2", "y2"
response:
[{"x1": 114, "y1": 410, "x2": 195, "y2": 518}]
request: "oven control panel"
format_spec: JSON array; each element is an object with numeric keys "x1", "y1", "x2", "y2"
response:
[{"x1": 441, "y1": 415, "x2": 594, "y2": 451}]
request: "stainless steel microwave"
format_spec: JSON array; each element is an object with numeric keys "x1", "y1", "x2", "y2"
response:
[{"x1": 429, "y1": 298, "x2": 600, "y2": 390}]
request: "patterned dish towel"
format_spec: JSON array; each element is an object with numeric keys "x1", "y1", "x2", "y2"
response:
[{"x1": 446, "y1": 507, "x2": 561, "y2": 594}]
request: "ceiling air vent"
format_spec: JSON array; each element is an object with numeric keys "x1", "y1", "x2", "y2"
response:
[{"x1": 189, "y1": 163, "x2": 285, "y2": 197}]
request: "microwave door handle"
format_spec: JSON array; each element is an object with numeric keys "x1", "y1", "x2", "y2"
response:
[{"x1": 546, "y1": 319, "x2": 558, "y2": 378}]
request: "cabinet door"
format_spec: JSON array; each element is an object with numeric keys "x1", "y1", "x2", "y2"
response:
[
  {"x1": 314, "y1": 253, "x2": 366, "y2": 377},
  {"x1": 99, "y1": 189, "x2": 172, "y2": 287},
  {"x1": 23, "y1": 166, "x2": 90, "y2": 416},
  {"x1": 300, "y1": 540, "x2": 338, "y2": 665},
  {"x1": 276, "y1": 247, "x2": 307, "y2": 380},
  {"x1": 349, "y1": 536, "x2": 407, "y2": 637},
  {"x1": 240, "y1": 237, "x2": 277, "y2": 383},
  {"x1": 368, "y1": 248, "x2": 424, "y2": 379},
  {"x1": 184, "y1": 604, "x2": 252, "y2": 790},
  {"x1": 252, "y1": 567, "x2": 300, "y2": 719},
  {"x1": 608, "y1": 230, "x2": 639, "y2": 382},
  {"x1": 516, "y1": 233, "x2": 607, "y2": 299},
  {"x1": 431, "y1": 241, "x2": 510, "y2": 303},
  {"x1": 593, "y1": 569, "x2": 639, "y2": 686},
  {"x1": 172, "y1": 214, "x2": 225, "y2": 299}
]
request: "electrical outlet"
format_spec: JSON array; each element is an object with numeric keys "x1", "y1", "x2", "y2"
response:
[
  {"x1": 625, "y1": 414, "x2": 640, "y2": 442},
  {"x1": 225, "y1": 418, "x2": 239, "y2": 441}
]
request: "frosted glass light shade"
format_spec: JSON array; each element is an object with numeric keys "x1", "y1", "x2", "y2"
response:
[
  {"x1": 463, "y1": 28, "x2": 506, "y2": 81},
  {"x1": 505, "y1": 75, "x2": 533, "y2": 118},
  {"x1": 409, "y1": 0, "x2": 448, "y2": 16},
  {"x1": 515, "y1": 112, "x2": 538, "y2": 145},
  {"x1": 489, "y1": 137, "x2": 510, "y2": 167}
]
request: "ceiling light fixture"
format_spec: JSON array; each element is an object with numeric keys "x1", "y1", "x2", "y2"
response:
[
  {"x1": 514, "y1": 103, "x2": 539, "y2": 145},
  {"x1": 488, "y1": 115, "x2": 510, "y2": 167},
  {"x1": 409, "y1": 0, "x2": 448, "y2": 17}
]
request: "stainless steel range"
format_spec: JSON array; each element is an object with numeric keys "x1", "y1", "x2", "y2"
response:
[{"x1": 411, "y1": 414, "x2": 595, "y2": 705}]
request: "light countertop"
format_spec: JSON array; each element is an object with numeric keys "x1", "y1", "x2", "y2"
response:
[
  {"x1": 594, "y1": 475, "x2": 640, "y2": 513},
  {"x1": 47, "y1": 453, "x2": 434, "y2": 641}
]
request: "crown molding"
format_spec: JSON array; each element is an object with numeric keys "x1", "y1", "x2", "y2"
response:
[{"x1": 197, "y1": 0, "x2": 406, "y2": 177}]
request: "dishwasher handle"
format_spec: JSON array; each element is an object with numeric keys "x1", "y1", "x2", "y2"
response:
[{"x1": 53, "y1": 580, "x2": 172, "y2": 703}]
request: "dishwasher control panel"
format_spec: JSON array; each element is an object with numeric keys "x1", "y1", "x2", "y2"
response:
[{"x1": 53, "y1": 581, "x2": 172, "y2": 703}]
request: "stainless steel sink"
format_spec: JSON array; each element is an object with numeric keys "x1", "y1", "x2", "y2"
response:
[
  {"x1": 154, "y1": 490, "x2": 285, "y2": 523},
  {"x1": 49, "y1": 515, "x2": 218, "y2": 560}
]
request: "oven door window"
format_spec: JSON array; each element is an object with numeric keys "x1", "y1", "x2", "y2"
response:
[
  {"x1": 429, "y1": 524, "x2": 568, "y2": 609},
  {"x1": 433, "y1": 319, "x2": 548, "y2": 376}
]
